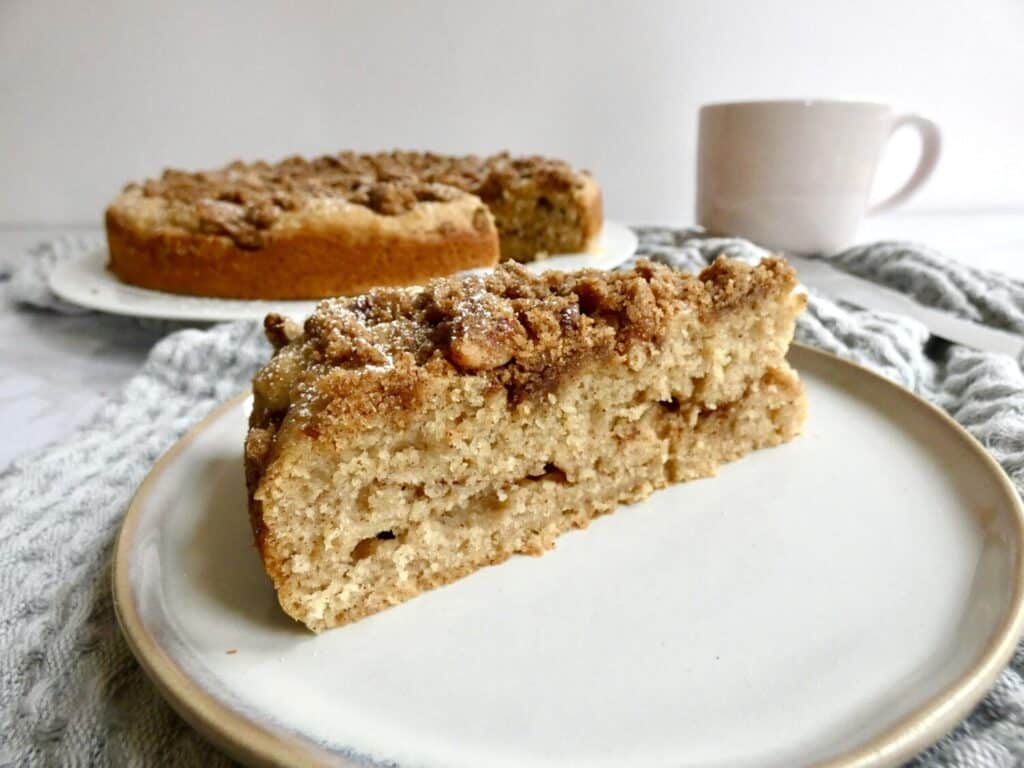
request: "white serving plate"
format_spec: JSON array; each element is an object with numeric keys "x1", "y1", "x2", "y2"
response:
[
  {"x1": 113, "y1": 345, "x2": 1024, "y2": 768},
  {"x1": 50, "y1": 222, "x2": 638, "y2": 323}
]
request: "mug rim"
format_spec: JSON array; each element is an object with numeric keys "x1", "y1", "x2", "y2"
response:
[{"x1": 700, "y1": 98, "x2": 891, "y2": 112}]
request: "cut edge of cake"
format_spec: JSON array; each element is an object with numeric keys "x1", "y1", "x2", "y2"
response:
[{"x1": 245, "y1": 256, "x2": 807, "y2": 631}]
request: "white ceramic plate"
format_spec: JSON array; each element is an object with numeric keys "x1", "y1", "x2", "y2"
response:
[
  {"x1": 50, "y1": 222, "x2": 638, "y2": 323},
  {"x1": 113, "y1": 346, "x2": 1024, "y2": 768}
]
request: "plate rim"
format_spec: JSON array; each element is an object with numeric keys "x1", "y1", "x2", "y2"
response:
[
  {"x1": 51, "y1": 222, "x2": 639, "y2": 323},
  {"x1": 112, "y1": 344, "x2": 1024, "y2": 768}
]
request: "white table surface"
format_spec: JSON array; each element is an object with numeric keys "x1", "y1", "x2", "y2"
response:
[{"x1": 2, "y1": 213, "x2": 1022, "y2": 470}]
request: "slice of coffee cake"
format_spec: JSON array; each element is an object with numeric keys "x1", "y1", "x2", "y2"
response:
[{"x1": 245, "y1": 257, "x2": 807, "y2": 631}]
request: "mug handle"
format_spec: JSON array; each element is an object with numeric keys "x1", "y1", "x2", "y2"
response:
[{"x1": 868, "y1": 114, "x2": 942, "y2": 215}]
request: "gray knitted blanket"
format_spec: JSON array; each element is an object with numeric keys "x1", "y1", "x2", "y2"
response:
[{"x1": 1, "y1": 229, "x2": 1022, "y2": 767}]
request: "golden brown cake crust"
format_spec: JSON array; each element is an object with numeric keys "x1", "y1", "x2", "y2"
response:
[
  {"x1": 105, "y1": 151, "x2": 603, "y2": 299},
  {"x1": 106, "y1": 203, "x2": 497, "y2": 300}
]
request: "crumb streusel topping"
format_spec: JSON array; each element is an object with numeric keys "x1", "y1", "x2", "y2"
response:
[
  {"x1": 123, "y1": 151, "x2": 590, "y2": 248},
  {"x1": 260, "y1": 257, "x2": 798, "y2": 410}
]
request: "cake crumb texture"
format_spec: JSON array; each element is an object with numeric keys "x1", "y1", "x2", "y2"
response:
[{"x1": 246, "y1": 256, "x2": 807, "y2": 631}]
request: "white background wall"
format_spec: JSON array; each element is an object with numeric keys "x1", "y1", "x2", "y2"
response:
[{"x1": 2, "y1": 0, "x2": 1022, "y2": 225}]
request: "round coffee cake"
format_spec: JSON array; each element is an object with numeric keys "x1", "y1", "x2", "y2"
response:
[{"x1": 105, "y1": 151, "x2": 603, "y2": 300}]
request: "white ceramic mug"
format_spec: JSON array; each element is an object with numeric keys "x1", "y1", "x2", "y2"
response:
[{"x1": 696, "y1": 99, "x2": 941, "y2": 254}]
